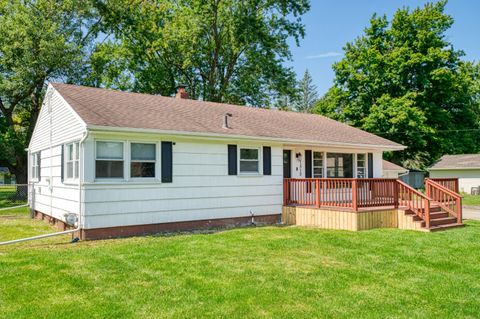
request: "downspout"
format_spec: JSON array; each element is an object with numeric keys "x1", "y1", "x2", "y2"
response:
[
  {"x1": 77, "y1": 129, "x2": 89, "y2": 239},
  {"x1": 0, "y1": 130, "x2": 89, "y2": 246}
]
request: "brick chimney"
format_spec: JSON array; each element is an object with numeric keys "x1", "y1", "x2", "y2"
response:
[{"x1": 175, "y1": 84, "x2": 189, "y2": 99}]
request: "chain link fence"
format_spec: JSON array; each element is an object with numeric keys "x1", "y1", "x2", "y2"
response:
[{"x1": 0, "y1": 184, "x2": 29, "y2": 211}]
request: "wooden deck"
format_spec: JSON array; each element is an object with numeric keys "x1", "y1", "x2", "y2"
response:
[{"x1": 283, "y1": 178, "x2": 463, "y2": 232}]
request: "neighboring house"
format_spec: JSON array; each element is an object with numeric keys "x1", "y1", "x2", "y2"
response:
[
  {"x1": 382, "y1": 160, "x2": 408, "y2": 178},
  {"x1": 0, "y1": 167, "x2": 8, "y2": 184},
  {"x1": 28, "y1": 83, "x2": 421, "y2": 239},
  {"x1": 429, "y1": 154, "x2": 480, "y2": 193}
]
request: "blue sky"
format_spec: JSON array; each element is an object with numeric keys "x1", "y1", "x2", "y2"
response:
[{"x1": 287, "y1": 0, "x2": 480, "y2": 96}]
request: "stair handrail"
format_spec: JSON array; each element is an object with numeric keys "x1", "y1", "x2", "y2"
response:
[
  {"x1": 425, "y1": 178, "x2": 462, "y2": 224},
  {"x1": 396, "y1": 179, "x2": 433, "y2": 228}
]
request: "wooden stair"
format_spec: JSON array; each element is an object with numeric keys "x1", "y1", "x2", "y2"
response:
[{"x1": 402, "y1": 204, "x2": 464, "y2": 232}]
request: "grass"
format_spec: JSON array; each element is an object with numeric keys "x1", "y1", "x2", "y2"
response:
[
  {"x1": 1, "y1": 209, "x2": 480, "y2": 318},
  {"x1": 461, "y1": 193, "x2": 480, "y2": 206}
]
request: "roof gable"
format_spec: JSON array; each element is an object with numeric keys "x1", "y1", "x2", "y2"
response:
[{"x1": 51, "y1": 83, "x2": 403, "y2": 150}]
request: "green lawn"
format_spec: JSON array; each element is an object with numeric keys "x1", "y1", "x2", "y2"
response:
[
  {"x1": 1, "y1": 208, "x2": 480, "y2": 318},
  {"x1": 461, "y1": 193, "x2": 480, "y2": 206}
]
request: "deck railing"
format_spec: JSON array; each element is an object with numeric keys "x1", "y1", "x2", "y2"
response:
[
  {"x1": 284, "y1": 178, "x2": 399, "y2": 211},
  {"x1": 397, "y1": 180, "x2": 432, "y2": 228},
  {"x1": 429, "y1": 178, "x2": 459, "y2": 193},
  {"x1": 426, "y1": 178, "x2": 462, "y2": 224}
]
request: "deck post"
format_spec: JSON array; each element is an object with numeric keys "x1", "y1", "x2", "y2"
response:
[
  {"x1": 424, "y1": 198, "x2": 430, "y2": 229},
  {"x1": 315, "y1": 179, "x2": 320, "y2": 208},
  {"x1": 283, "y1": 179, "x2": 288, "y2": 206},
  {"x1": 394, "y1": 180, "x2": 399, "y2": 208},
  {"x1": 457, "y1": 197, "x2": 462, "y2": 224},
  {"x1": 352, "y1": 179, "x2": 358, "y2": 212}
]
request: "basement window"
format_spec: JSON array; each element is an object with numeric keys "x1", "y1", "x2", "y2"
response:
[{"x1": 96, "y1": 141, "x2": 124, "y2": 178}]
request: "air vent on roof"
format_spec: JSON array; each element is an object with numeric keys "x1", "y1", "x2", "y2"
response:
[{"x1": 223, "y1": 113, "x2": 233, "y2": 129}]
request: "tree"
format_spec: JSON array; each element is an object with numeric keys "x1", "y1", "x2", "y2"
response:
[
  {"x1": 88, "y1": 0, "x2": 310, "y2": 106},
  {"x1": 295, "y1": 69, "x2": 318, "y2": 112},
  {"x1": 313, "y1": 1, "x2": 480, "y2": 168},
  {"x1": 0, "y1": 0, "x2": 99, "y2": 183}
]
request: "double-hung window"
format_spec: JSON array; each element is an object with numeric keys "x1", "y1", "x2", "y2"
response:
[
  {"x1": 313, "y1": 152, "x2": 324, "y2": 178},
  {"x1": 96, "y1": 141, "x2": 124, "y2": 178},
  {"x1": 65, "y1": 142, "x2": 79, "y2": 180},
  {"x1": 31, "y1": 152, "x2": 40, "y2": 180},
  {"x1": 356, "y1": 154, "x2": 367, "y2": 178},
  {"x1": 239, "y1": 148, "x2": 259, "y2": 174},
  {"x1": 131, "y1": 143, "x2": 156, "y2": 178}
]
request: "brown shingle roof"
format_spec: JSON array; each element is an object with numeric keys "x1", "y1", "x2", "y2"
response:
[
  {"x1": 382, "y1": 160, "x2": 406, "y2": 171},
  {"x1": 52, "y1": 83, "x2": 403, "y2": 149},
  {"x1": 430, "y1": 154, "x2": 480, "y2": 170}
]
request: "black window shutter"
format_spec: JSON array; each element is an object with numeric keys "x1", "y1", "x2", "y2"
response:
[
  {"x1": 305, "y1": 150, "x2": 312, "y2": 178},
  {"x1": 38, "y1": 152, "x2": 41, "y2": 181},
  {"x1": 228, "y1": 145, "x2": 237, "y2": 175},
  {"x1": 161, "y1": 142, "x2": 173, "y2": 183},
  {"x1": 263, "y1": 146, "x2": 271, "y2": 175},
  {"x1": 368, "y1": 153, "x2": 373, "y2": 178},
  {"x1": 61, "y1": 145, "x2": 64, "y2": 182}
]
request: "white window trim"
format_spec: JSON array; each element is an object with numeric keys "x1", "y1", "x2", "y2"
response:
[
  {"x1": 64, "y1": 142, "x2": 80, "y2": 181},
  {"x1": 31, "y1": 152, "x2": 40, "y2": 181},
  {"x1": 95, "y1": 140, "x2": 126, "y2": 180},
  {"x1": 238, "y1": 146, "x2": 262, "y2": 175},
  {"x1": 356, "y1": 153, "x2": 367, "y2": 178},
  {"x1": 312, "y1": 151, "x2": 324, "y2": 178},
  {"x1": 129, "y1": 141, "x2": 158, "y2": 180}
]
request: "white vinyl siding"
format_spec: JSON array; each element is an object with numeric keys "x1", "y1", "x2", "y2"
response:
[
  {"x1": 82, "y1": 138, "x2": 283, "y2": 229},
  {"x1": 28, "y1": 85, "x2": 85, "y2": 224}
]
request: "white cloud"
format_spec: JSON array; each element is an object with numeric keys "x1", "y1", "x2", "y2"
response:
[{"x1": 305, "y1": 51, "x2": 343, "y2": 59}]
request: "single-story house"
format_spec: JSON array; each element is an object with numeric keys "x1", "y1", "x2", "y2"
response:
[
  {"x1": 0, "y1": 167, "x2": 11, "y2": 185},
  {"x1": 429, "y1": 154, "x2": 480, "y2": 193},
  {"x1": 382, "y1": 160, "x2": 408, "y2": 178},
  {"x1": 28, "y1": 83, "x2": 463, "y2": 239}
]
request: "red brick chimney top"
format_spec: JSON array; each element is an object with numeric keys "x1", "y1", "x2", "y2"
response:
[{"x1": 175, "y1": 85, "x2": 189, "y2": 99}]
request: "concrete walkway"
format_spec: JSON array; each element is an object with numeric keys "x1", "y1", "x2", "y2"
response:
[{"x1": 463, "y1": 206, "x2": 480, "y2": 220}]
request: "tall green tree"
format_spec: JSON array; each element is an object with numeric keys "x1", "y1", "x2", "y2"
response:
[
  {"x1": 88, "y1": 0, "x2": 310, "y2": 106},
  {"x1": 313, "y1": 1, "x2": 480, "y2": 168},
  {"x1": 295, "y1": 69, "x2": 318, "y2": 112},
  {"x1": 0, "y1": 0, "x2": 99, "y2": 183}
]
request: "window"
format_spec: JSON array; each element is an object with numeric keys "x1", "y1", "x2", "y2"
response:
[
  {"x1": 356, "y1": 154, "x2": 366, "y2": 178},
  {"x1": 96, "y1": 141, "x2": 124, "y2": 178},
  {"x1": 31, "y1": 152, "x2": 40, "y2": 180},
  {"x1": 65, "y1": 142, "x2": 79, "y2": 180},
  {"x1": 239, "y1": 148, "x2": 259, "y2": 173},
  {"x1": 131, "y1": 143, "x2": 156, "y2": 178},
  {"x1": 327, "y1": 153, "x2": 353, "y2": 178},
  {"x1": 313, "y1": 152, "x2": 324, "y2": 178}
]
